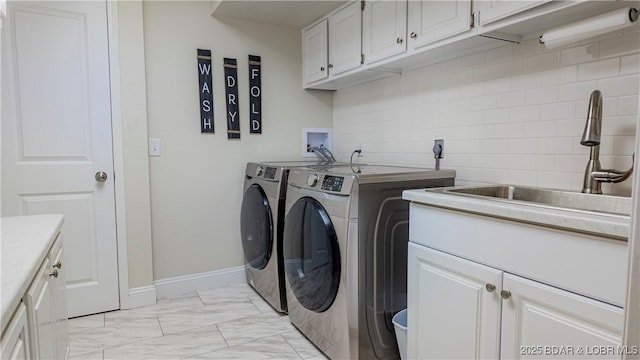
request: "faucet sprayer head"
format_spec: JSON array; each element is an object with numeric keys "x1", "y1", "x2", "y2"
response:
[{"x1": 581, "y1": 90, "x2": 603, "y2": 146}]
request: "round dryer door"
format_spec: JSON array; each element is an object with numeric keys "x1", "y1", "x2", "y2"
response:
[
  {"x1": 283, "y1": 197, "x2": 340, "y2": 312},
  {"x1": 241, "y1": 184, "x2": 274, "y2": 270}
]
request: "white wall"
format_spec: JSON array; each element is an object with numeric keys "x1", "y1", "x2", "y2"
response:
[
  {"x1": 142, "y1": 1, "x2": 333, "y2": 280},
  {"x1": 334, "y1": 29, "x2": 639, "y2": 195}
]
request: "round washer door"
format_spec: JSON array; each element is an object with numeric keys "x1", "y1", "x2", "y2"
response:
[
  {"x1": 283, "y1": 197, "x2": 340, "y2": 312},
  {"x1": 240, "y1": 184, "x2": 274, "y2": 270}
]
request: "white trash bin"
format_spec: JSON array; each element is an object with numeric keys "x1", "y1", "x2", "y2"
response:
[{"x1": 392, "y1": 309, "x2": 408, "y2": 360}]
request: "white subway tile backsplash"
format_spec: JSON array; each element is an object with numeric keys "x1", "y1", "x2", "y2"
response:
[
  {"x1": 599, "y1": 32, "x2": 640, "y2": 59},
  {"x1": 510, "y1": 105, "x2": 542, "y2": 123},
  {"x1": 525, "y1": 87, "x2": 559, "y2": 105},
  {"x1": 541, "y1": 102, "x2": 575, "y2": 120},
  {"x1": 558, "y1": 81, "x2": 597, "y2": 101},
  {"x1": 597, "y1": 75, "x2": 640, "y2": 97},
  {"x1": 620, "y1": 54, "x2": 640, "y2": 75},
  {"x1": 526, "y1": 52, "x2": 560, "y2": 73},
  {"x1": 542, "y1": 66, "x2": 578, "y2": 86},
  {"x1": 577, "y1": 58, "x2": 620, "y2": 80},
  {"x1": 334, "y1": 30, "x2": 638, "y2": 195},
  {"x1": 618, "y1": 95, "x2": 640, "y2": 116},
  {"x1": 559, "y1": 43, "x2": 598, "y2": 66}
]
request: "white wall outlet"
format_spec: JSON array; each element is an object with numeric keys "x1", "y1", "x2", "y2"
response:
[{"x1": 149, "y1": 138, "x2": 161, "y2": 156}]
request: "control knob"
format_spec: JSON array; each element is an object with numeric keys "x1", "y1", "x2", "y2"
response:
[
  {"x1": 255, "y1": 166, "x2": 264, "y2": 177},
  {"x1": 307, "y1": 174, "x2": 319, "y2": 187}
]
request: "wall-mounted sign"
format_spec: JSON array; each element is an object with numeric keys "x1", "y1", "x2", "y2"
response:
[
  {"x1": 223, "y1": 58, "x2": 240, "y2": 139},
  {"x1": 248, "y1": 55, "x2": 262, "y2": 134},
  {"x1": 197, "y1": 49, "x2": 214, "y2": 133}
]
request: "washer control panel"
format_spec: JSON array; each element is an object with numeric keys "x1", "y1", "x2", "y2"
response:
[
  {"x1": 321, "y1": 175, "x2": 344, "y2": 192},
  {"x1": 263, "y1": 167, "x2": 277, "y2": 180}
]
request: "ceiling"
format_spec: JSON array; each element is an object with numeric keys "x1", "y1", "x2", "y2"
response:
[{"x1": 211, "y1": 0, "x2": 346, "y2": 29}]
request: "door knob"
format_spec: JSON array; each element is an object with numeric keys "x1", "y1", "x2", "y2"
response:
[
  {"x1": 410, "y1": 32, "x2": 417, "y2": 39},
  {"x1": 500, "y1": 290, "x2": 512, "y2": 300},
  {"x1": 53, "y1": 261, "x2": 62, "y2": 269},
  {"x1": 485, "y1": 283, "x2": 496, "y2": 292},
  {"x1": 49, "y1": 269, "x2": 59, "y2": 278},
  {"x1": 95, "y1": 171, "x2": 108, "y2": 182},
  {"x1": 397, "y1": 37, "x2": 403, "y2": 44}
]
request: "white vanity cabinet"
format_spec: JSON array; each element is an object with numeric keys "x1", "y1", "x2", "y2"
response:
[
  {"x1": 407, "y1": 0, "x2": 472, "y2": 51},
  {"x1": 408, "y1": 243, "x2": 625, "y2": 360},
  {"x1": 362, "y1": 0, "x2": 407, "y2": 65},
  {"x1": 25, "y1": 235, "x2": 69, "y2": 360},
  {"x1": 1, "y1": 215, "x2": 68, "y2": 360},
  {"x1": 1, "y1": 304, "x2": 31, "y2": 360}
]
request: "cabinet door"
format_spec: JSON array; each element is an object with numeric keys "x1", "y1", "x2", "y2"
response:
[
  {"x1": 407, "y1": 243, "x2": 503, "y2": 359},
  {"x1": 25, "y1": 258, "x2": 56, "y2": 360},
  {"x1": 50, "y1": 236, "x2": 70, "y2": 360},
  {"x1": 0, "y1": 303, "x2": 31, "y2": 360},
  {"x1": 501, "y1": 273, "x2": 625, "y2": 359},
  {"x1": 477, "y1": 0, "x2": 550, "y2": 25},
  {"x1": 407, "y1": 0, "x2": 471, "y2": 50},
  {"x1": 328, "y1": 1, "x2": 362, "y2": 76},
  {"x1": 302, "y1": 19, "x2": 328, "y2": 85},
  {"x1": 362, "y1": 0, "x2": 406, "y2": 65}
]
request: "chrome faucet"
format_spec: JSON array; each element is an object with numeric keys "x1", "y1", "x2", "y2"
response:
[{"x1": 580, "y1": 90, "x2": 634, "y2": 194}]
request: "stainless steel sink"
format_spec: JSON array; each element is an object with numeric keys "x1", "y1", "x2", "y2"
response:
[{"x1": 440, "y1": 185, "x2": 631, "y2": 216}]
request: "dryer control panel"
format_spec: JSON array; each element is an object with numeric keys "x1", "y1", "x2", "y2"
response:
[{"x1": 321, "y1": 175, "x2": 344, "y2": 192}]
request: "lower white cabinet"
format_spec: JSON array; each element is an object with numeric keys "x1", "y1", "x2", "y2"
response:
[
  {"x1": 0, "y1": 303, "x2": 31, "y2": 360},
  {"x1": 408, "y1": 243, "x2": 624, "y2": 359},
  {"x1": 23, "y1": 234, "x2": 69, "y2": 360}
]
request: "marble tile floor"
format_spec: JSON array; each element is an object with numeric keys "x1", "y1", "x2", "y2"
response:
[{"x1": 68, "y1": 284, "x2": 328, "y2": 360}]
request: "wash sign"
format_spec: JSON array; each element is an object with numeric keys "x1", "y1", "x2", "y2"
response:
[
  {"x1": 224, "y1": 58, "x2": 240, "y2": 139},
  {"x1": 197, "y1": 49, "x2": 214, "y2": 133}
]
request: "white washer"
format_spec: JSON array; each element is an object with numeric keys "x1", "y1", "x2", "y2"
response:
[{"x1": 283, "y1": 165, "x2": 455, "y2": 359}]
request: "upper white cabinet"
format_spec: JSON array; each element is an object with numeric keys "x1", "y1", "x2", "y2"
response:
[
  {"x1": 407, "y1": 0, "x2": 473, "y2": 50},
  {"x1": 302, "y1": 19, "x2": 329, "y2": 85},
  {"x1": 476, "y1": 0, "x2": 550, "y2": 25},
  {"x1": 328, "y1": 1, "x2": 362, "y2": 76},
  {"x1": 362, "y1": 0, "x2": 407, "y2": 65},
  {"x1": 302, "y1": 1, "x2": 362, "y2": 87}
]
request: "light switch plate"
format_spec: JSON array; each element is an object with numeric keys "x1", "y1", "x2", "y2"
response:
[{"x1": 149, "y1": 138, "x2": 161, "y2": 156}]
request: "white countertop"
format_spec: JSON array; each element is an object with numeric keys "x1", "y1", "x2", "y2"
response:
[
  {"x1": 403, "y1": 186, "x2": 630, "y2": 239},
  {"x1": 1, "y1": 214, "x2": 64, "y2": 333}
]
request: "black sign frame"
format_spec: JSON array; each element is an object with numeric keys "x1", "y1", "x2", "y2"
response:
[
  {"x1": 248, "y1": 55, "x2": 262, "y2": 134},
  {"x1": 224, "y1": 58, "x2": 240, "y2": 139},
  {"x1": 197, "y1": 49, "x2": 214, "y2": 133}
]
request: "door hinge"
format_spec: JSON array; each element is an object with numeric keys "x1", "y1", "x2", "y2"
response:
[
  {"x1": 361, "y1": 54, "x2": 365, "y2": 64},
  {"x1": 361, "y1": 0, "x2": 365, "y2": 11}
]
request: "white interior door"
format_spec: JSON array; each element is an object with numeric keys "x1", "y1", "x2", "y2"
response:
[{"x1": 1, "y1": 0, "x2": 119, "y2": 317}]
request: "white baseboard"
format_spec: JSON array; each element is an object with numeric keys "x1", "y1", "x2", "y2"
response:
[
  {"x1": 127, "y1": 285, "x2": 157, "y2": 309},
  {"x1": 154, "y1": 265, "x2": 246, "y2": 299}
]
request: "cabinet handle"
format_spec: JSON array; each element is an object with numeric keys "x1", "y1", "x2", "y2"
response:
[
  {"x1": 53, "y1": 261, "x2": 62, "y2": 269},
  {"x1": 410, "y1": 32, "x2": 417, "y2": 39},
  {"x1": 320, "y1": 66, "x2": 325, "y2": 71},
  {"x1": 328, "y1": 63, "x2": 334, "y2": 68},
  {"x1": 49, "y1": 269, "x2": 59, "y2": 278},
  {"x1": 485, "y1": 283, "x2": 496, "y2": 292},
  {"x1": 500, "y1": 290, "x2": 512, "y2": 300},
  {"x1": 396, "y1": 37, "x2": 403, "y2": 44}
]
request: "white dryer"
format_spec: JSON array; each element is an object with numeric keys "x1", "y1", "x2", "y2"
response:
[{"x1": 283, "y1": 165, "x2": 455, "y2": 359}]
